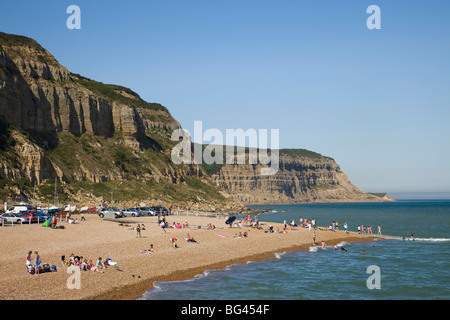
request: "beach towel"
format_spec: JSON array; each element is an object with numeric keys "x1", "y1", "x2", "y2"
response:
[{"x1": 216, "y1": 234, "x2": 228, "y2": 238}]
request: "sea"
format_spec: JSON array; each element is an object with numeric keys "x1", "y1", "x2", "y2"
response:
[{"x1": 139, "y1": 200, "x2": 450, "y2": 300}]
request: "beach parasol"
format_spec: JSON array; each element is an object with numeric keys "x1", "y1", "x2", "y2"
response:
[{"x1": 225, "y1": 216, "x2": 236, "y2": 225}]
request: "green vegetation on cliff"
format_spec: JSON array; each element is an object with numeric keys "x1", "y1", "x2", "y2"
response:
[
  {"x1": 71, "y1": 73, "x2": 168, "y2": 112},
  {"x1": 0, "y1": 32, "x2": 45, "y2": 51}
]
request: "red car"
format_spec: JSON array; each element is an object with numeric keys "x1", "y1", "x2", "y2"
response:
[{"x1": 19, "y1": 210, "x2": 41, "y2": 223}]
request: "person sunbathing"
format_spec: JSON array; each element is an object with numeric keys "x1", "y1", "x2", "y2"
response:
[
  {"x1": 185, "y1": 234, "x2": 197, "y2": 243},
  {"x1": 88, "y1": 260, "x2": 104, "y2": 273},
  {"x1": 118, "y1": 223, "x2": 132, "y2": 227},
  {"x1": 140, "y1": 244, "x2": 156, "y2": 254}
]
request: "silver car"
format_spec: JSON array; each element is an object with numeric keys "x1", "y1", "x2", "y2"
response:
[
  {"x1": 98, "y1": 207, "x2": 122, "y2": 219},
  {"x1": 136, "y1": 207, "x2": 157, "y2": 216},
  {"x1": 120, "y1": 208, "x2": 142, "y2": 217},
  {"x1": 1, "y1": 213, "x2": 27, "y2": 223}
]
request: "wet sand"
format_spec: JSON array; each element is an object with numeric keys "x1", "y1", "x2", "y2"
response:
[{"x1": 0, "y1": 214, "x2": 381, "y2": 300}]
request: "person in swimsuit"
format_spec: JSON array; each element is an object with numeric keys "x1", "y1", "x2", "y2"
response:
[{"x1": 136, "y1": 224, "x2": 141, "y2": 238}]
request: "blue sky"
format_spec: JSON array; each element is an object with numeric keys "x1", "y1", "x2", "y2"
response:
[{"x1": 1, "y1": 0, "x2": 449, "y2": 195}]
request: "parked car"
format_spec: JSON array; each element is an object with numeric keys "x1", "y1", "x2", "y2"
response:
[
  {"x1": 5, "y1": 204, "x2": 33, "y2": 214},
  {"x1": 98, "y1": 207, "x2": 122, "y2": 219},
  {"x1": 34, "y1": 210, "x2": 50, "y2": 221},
  {"x1": 19, "y1": 211, "x2": 41, "y2": 223},
  {"x1": 150, "y1": 206, "x2": 170, "y2": 215},
  {"x1": 120, "y1": 208, "x2": 142, "y2": 217},
  {"x1": 23, "y1": 210, "x2": 49, "y2": 222},
  {"x1": 0, "y1": 213, "x2": 28, "y2": 223},
  {"x1": 46, "y1": 208, "x2": 61, "y2": 216},
  {"x1": 133, "y1": 207, "x2": 157, "y2": 216}
]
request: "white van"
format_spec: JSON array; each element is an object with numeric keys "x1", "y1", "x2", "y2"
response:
[{"x1": 6, "y1": 204, "x2": 33, "y2": 214}]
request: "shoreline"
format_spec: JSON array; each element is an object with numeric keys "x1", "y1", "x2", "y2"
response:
[
  {"x1": 87, "y1": 236, "x2": 380, "y2": 300},
  {"x1": 0, "y1": 213, "x2": 384, "y2": 300}
]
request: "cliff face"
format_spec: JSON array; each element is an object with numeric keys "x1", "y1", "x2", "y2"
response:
[
  {"x1": 0, "y1": 33, "x2": 180, "y2": 150},
  {"x1": 0, "y1": 33, "x2": 183, "y2": 183},
  {"x1": 0, "y1": 33, "x2": 227, "y2": 208},
  {"x1": 0, "y1": 32, "x2": 390, "y2": 207},
  {"x1": 209, "y1": 152, "x2": 390, "y2": 204}
]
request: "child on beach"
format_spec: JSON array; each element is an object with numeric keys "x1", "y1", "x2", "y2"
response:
[
  {"x1": 170, "y1": 238, "x2": 178, "y2": 248},
  {"x1": 26, "y1": 251, "x2": 33, "y2": 273},
  {"x1": 51, "y1": 216, "x2": 57, "y2": 228},
  {"x1": 96, "y1": 257, "x2": 105, "y2": 270}
]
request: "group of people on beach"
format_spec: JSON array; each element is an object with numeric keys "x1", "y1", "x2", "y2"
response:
[
  {"x1": 233, "y1": 231, "x2": 249, "y2": 238},
  {"x1": 26, "y1": 251, "x2": 42, "y2": 275},
  {"x1": 283, "y1": 217, "x2": 316, "y2": 231},
  {"x1": 358, "y1": 224, "x2": 382, "y2": 235},
  {"x1": 265, "y1": 224, "x2": 288, "y2": 234},
  {"x1": 64, "y1": 253, "x2": 117, "y2": 273},
  {"x1": 231, "y1": 215, "x2": 262, "y2": 230},
  {"x1": 65, "y1": 212, "x2": 86, "y2": 224},
  {"x1": 158, "y1": 215, "x2": 190, "y2": 233},
  {"x1": 206, "y1": 223, "x2": 216, "y2": 230},
  {"x1": 118, "y1": 223, "x2": 147, "y2": 238}
]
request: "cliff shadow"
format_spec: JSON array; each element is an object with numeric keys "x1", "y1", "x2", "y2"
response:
[{"x1": 0, "y1": 49, "x2": 58, "y2": 149}]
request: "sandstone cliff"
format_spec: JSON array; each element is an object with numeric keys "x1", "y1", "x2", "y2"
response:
[
  {"x1": 209, "y1": 150, "x2": 391, "y2": 204},
  {"x1": 0, "y1": 32, "x2": 391, "y2": 208},
  {"x1": 0, "y1": 32, "x2": 179, "y2": 149},
  {"x1": 0, "y1": 32, "x2": 235, "y2": 209}
]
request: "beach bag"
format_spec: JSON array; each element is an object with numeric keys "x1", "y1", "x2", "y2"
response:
[{"x1": 41, "y1": 264, "x2": 51, "y2": 273}]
